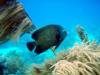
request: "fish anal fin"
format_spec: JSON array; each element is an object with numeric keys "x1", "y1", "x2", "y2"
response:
[
  {"x1": 34, "y1": 46, "x2": 43, "y2": 55},
  {"x1": 55, "y1": 38, "x2": 64, "y2": 49},
  {"x1": 27, "y1": 41, "x2": 36, "y2": 51},
  {"x1": 51, "y1": 46, "x2": 56, "y2": 51}
]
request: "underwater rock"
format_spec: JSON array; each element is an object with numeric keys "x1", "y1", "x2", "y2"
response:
[{"x1": 0, "y1": 0, "x2": 36, "y2": 44}]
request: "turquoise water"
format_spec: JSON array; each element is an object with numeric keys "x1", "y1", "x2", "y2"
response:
[
  {"x1": 1, "y1": 0, "x2": 100, "y2": 62},
  {"x1": 0, "y1": 0, "x2": 100, "y2": 74},
  {"x1": 20, "y1": 0, "x2": 99, "y2": 52},
  {"x1": 20, "y1": 0, "x2": 100, "y2": 44}
]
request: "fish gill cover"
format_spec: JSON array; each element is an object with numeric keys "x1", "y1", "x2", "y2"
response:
[{"x1": 0, "y1": 0, "x2": 100, "y2": 75}]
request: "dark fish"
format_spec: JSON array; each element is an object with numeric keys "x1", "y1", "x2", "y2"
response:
[
  {"x1": 27, "y1": 25, "x2": 67, "y2": 55},
  {"x1": 0, "y1": 1, "x2": 36, "y2": 44}
]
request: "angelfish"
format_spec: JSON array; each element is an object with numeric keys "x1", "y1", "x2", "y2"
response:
[{"x1": 27, "y1": 24, "x2": 67, "y2": 55}]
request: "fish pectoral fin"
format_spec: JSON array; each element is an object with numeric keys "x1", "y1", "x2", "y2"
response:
[
  {"x1": 51, "y1": 46, "x2": 56, "y2": 56},
  {"x1": 51, "y1": 46, "x2": 56, "y2": 51},
  {"x1": 51, "y1": 40, "x2": 62, "y2": 51}
]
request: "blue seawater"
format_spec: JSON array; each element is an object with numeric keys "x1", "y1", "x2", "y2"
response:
[{"x1": 0, "y1": 0, "x2": 100, "y2": 73}]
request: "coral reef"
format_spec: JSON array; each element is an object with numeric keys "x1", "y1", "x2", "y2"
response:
[
  {"x1": 0, "y1": 55, "x2": 7, "y2": 75},
  {"x1": 5, "y1": 51, "x2": 24, "y2": 74},
  {"x1": 51, "y1": 42, "x2": 100, "y2": 75},
  {"x1": 25, "y1": 41, "x2": 100, "y2": 75},
  {"x1": 51, "y1": 60, "x2": 100, "y2": 75},
  {"x1": 0, "y1": 0, "x2": 36, "y2": 44},
  {"x1": 0, "y1": 50, "x2": 25, "y2": 75}
]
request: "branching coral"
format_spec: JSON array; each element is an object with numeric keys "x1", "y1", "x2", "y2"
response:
[
  {"x1": 65, "y1": 43, "x2": 100, "y2": 62},
  {"x1": 26, "y1": 41, "x2": 100, "y2": 75},
  {"x1": 51, "y1": 42, "x2": 100, "y2": 75},
  {"x1": 51, "y1": 60, "x2": 78, "y2": 75},
  {"x1": 51, "y1": 60, "x2": 100, "y2": 75}
]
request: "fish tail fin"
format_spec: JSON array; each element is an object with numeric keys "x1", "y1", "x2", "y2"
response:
[{"x1": 27, "y1": 41, "x2": 36, "y2": 51}]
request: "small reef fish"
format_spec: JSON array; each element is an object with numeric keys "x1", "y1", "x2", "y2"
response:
[
  {"x1": 0, "y1": 0, "x2": 36, "y2": 44},
  {"x1": 76, "y1": 25, "x2": 89, "y2": 44},
  {"x1": 27, "y1": 25, "x2": 67, "y2": 55}
]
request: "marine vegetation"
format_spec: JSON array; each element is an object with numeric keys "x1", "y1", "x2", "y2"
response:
[
  {"x1": 0, "y1": 25, "x2": 99, "y2": 75},
  {"x1": 5, "y1": 51, "x2": 25, "y2": 74},
  {"x1": 0, "y1": 0, "x2": 36, "y2": 44},
  {"x1": 0, "y1": 50, "x2": 25, "y2": 75},
  {"x1": 24, "y1": 41, "x2": 100, "y2": 75}
]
